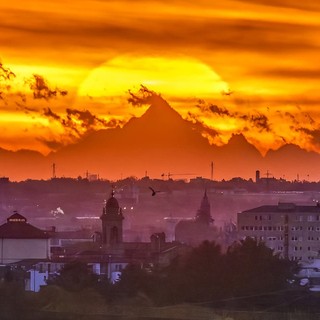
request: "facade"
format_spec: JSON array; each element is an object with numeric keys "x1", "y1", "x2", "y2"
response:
[
  {"x1": 238, "y1": 202, "x2": 320, "y2": 261},
  {"x1": 0, "y1": 212, "x2": 50, "y2": 264}
]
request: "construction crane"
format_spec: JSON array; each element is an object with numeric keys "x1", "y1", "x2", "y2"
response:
[{"x1": 161, "y1": 172, "x2": 196, "y2": 180}]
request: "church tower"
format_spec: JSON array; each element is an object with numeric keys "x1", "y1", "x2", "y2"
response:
[
  {"x1": 195, "y1": 190, "x2": 213, "y2": 225},
  {"x1": 100, "y1": 190, "x2": 124, "y2": 246}
]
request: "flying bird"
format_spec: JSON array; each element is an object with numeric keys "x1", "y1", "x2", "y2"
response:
[
  {"x1": 149, "y1": 187, "x2": 161, "y2": 196},
  {"x1": 221, "y1": 89, "x2": 234, "y2": 96}
]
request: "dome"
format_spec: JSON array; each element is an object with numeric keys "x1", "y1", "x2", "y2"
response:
[
  {"x1": 104, "y1": 190, "x2": 120, "y2": 215},
  {"x1": 106, "y1": 196, "x2": 119, "y2": 210}
]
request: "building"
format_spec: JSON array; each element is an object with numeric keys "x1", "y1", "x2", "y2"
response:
[
  {"x1": 175, "y1": 190, "x2": 219, "y2": 246},
  {"x1": 1, "y1": 192, "x2": 189, "y2": 292},
  {"x1": 101, "y1": 190, "x2": 124, "y2": 246},
  {"x1": 238, "y1": 202, "x2": 320, "y2": 261},
  {"x1": 99, "y1": 190, "x2": 189, "y2": 268},
  {"x1": 0, "y1": 212, "x2": 50, "y2": 264}
]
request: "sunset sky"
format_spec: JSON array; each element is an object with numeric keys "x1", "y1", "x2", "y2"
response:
[{"x1": 1, "y1": 0, "x2": 320, "y2": 157}]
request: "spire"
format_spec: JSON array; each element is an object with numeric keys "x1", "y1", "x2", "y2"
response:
[{"x1": 196, "y1": 189, "x2": 213, "y2": 225}]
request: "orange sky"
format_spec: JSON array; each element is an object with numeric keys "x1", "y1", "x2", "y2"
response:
[{"x1": 1, "y1": 0, "x2": 320, "y2": 156}]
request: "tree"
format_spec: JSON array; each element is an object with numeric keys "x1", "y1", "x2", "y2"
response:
[
  {"x1": 114, "y1": 264, "x2": 157, "y2": 298},
  {"x1": 225, "y1": 237, "x2": 294, "y2": 296},
  {"x1": 48, "y1": 261, "x2": 97, "y2": 292},
  {"x1": 163, "y1": 241, "x2": 226, "y2": 303}
]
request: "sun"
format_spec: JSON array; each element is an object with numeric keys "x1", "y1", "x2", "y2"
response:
[{"x1": 77, "y1": 55, "x2": 229, "y2": 100}]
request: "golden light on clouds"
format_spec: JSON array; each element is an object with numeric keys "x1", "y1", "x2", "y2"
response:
[{"x1": 1, "y1": 0, "x2": 320, "y2": 164}]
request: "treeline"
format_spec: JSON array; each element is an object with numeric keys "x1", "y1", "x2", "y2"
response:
[
  {"x1": 46, "y1": 238, "x2": 295, "y2": 306},
  {"x1": 0, "y1": 239, "x2": 301, "y2": 318},
  {"x1": 110, "y1": 238, "x2": 294, "y2": 305}
]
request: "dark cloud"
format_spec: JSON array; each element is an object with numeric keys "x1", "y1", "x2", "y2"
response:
[
  {"x1": 28, "y1": 74, "x2": 68, "y2": 100},
  {"x1": 65, "y1": 108, "x2": 111, "y2": 129},
  {"x1": 0, "y1": 62, "x2": 15, "y2": 81},
  {"x1": 298, "y1": 128, "x2": 320, "y2": 147},
  {"x1": 197, "y1": 102, "x2": 231, "y2": 116},
  {"x1": 304, "y1": 112, "x2": 315, "y2": 125},
  {"x1": 44, "y1": 106, "x2": 123, "y2": 135},
  {"x1": 0, "y1": 62, "x2": 16, "y2": 102},
  {"x1": 37, "y1": 138, "x2": 65, "y2": 151},
  {"x1": 38, "y1": 107, "x2": 124, "y2": 150},
  {"x1": 43, "y1": 107, "x2": 61, "y2": 121},
  {"x1": 196, "y1": 99, "x2": 271, "y2": 133},
  {"x1": 248, "y1": 114, "x2": 271, "y2": 132},
  {"x1": 128, "y1": 85, "x2": 158, "y2": 107},
  {"x1": 186, "y1": 111, "x2": 220, "y2": 139},
  {"x1": 16, "y1": 103, "x2": 37, "y2": 114}
]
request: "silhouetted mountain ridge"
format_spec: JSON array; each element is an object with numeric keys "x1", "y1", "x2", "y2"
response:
[{"x1": 0, "y1": 96, "x2": 320, "y2": 181}]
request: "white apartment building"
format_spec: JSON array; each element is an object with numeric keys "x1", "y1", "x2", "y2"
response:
[{"x1": 238, "y1": 202, "x2": 320, "y2": 262}]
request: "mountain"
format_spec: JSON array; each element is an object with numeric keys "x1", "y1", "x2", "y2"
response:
[
  {"x1": 48, "y1": 95, "x2": 265, "y2": 180},
  {"x1": 1, "y1": 95, "x2": 320, "y2": 181},
  {"x1": 0, "y1": 148, "x2": 49, "y2": 181},
  {"x1": 265, "y1": 144, "x2": 320, "y2": 181},
  {"x1": 213, "y1": 134, "x2": 263, "y2": 179},
  {"x1": 49, "y1": 95, "x2": 217, "y2": 179}
]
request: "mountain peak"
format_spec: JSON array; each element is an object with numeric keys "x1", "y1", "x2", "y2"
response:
[{"x1": 227, "y1": 133, "x2": 250, "y2": 146}]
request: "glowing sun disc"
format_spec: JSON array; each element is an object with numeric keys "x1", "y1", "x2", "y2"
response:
[{"x1": 78, "y1": 56, "x2": 229, "y2": 99}]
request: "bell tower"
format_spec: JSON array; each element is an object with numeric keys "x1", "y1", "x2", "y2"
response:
[{"x1": 100, "y1": 190, "x2": 124, "y2": 246}]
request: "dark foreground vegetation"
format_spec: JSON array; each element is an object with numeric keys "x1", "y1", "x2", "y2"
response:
[{"x1": 1, "y1": 239, "x2": 320, "y2": 320}]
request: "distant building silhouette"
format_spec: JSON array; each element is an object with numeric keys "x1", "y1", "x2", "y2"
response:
[
  {"x1": 255, "y1": 170, "x2": 260, "y2": 183},
  {"x1": 175, "y1": 190, "x2": 218, "y2": 246}
]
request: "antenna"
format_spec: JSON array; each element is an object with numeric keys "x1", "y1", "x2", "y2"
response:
[
  {"x1": 210, "y1": 161, "x2": 214, "y2": 181},
  {"x1": 52, "y1": 163, "x2": 56, "y2": 179}
]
